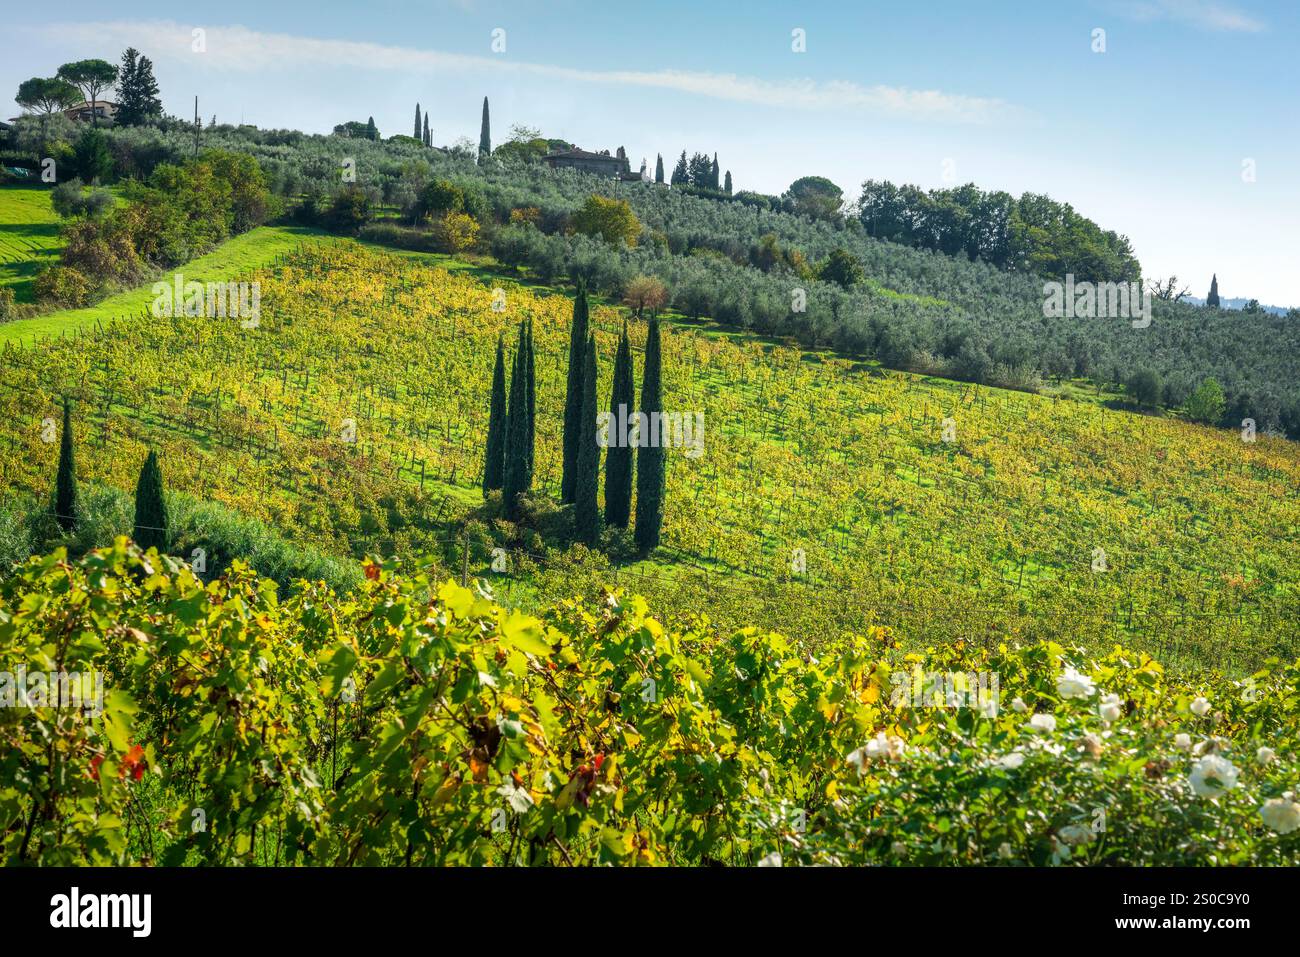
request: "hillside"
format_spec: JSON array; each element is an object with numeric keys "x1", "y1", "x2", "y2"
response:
[{"x1": 2, "y1": 241, "x2": 1296, "y2": 671}]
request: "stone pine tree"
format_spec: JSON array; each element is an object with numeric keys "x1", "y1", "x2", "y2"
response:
[
  {"x1": 561, "y1": 280, "x2": 590, "y2": 503},
  {"x1": 670, "y1": 150, "x2": 688, "y2": 186},
  {"x1": 634, "y1": 316, "x2": 665, "y2": 552},
  {"x1": 52, "y1": 397, "x2": 78, "y2": 532},
  {"x1": 524, "y1": 320, "x2": 536, "y2": 485},
  {"x1": 604, "y1": 322, "x2": 635, "y2": 528},
  {"x1": 502, "y1": 327, "x2": 530, "y2": 520},
  {"x1": 573, "y1": 334, "x2": 601, "y2": 545},
  {"x1": 1207, "y1": 274, "x2": 1220, "y2": 309},
  {"x1": 478, "y1": 96, "x2": 491, "y2": 162},
  {"x1": 414, "y1": 103, "x2": 421, "y2": 140},
  {"x1": 483, "y1": 336, "x2": 508, "y2": 494},
  {"x1": 655, "y1": 153, "x2": 664, "y2": 184},
  {"x1": 724, "y1": 170, "x2": 733, "y2": 194},
  {"x1": 133, "y1": 450, "x2": 169, "y2": 551}
]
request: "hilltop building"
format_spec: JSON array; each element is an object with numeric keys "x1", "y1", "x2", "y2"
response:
[{"x1": 545, "y1": 145, "x2": 649, "y2": 182}]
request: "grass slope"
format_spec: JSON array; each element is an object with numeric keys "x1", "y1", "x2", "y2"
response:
[
  {"x1": 0, "y1": 222, "x2": 335, "y2": 346},
  {"x1": 2, "y1": 241, "x2": 1296, "y2": 673},
  {"x1": 0, "y1": 185, "x2": 65, "y2": 303}
]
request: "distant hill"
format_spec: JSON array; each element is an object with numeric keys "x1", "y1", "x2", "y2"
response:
[{"x1": 1184, "y1": 295, "x2": 1292, "y2": 316}]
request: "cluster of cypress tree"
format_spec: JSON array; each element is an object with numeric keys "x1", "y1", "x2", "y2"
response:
[
  {"x1": 483, "y1": 319, "x2": 536, "y2": 520},
  {"x1": 484, "y1": 282, "x2": 667, "y2": 553},
  {"x1": 562, "y1": 292, "x2": 665, "y2": 551},
  {"x1": 413, "y1": 104, "x2": 432, "y2": 146},
  {"x1": 49, "y1": 398, "x2": 169, "y2": 549}
]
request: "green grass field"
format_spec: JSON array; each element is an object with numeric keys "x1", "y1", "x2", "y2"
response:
[
  {"x1": 0, "y1": 220, "x2": 335, "y2": 345},
  {"x1": 0, "y1": 185, "x2": 65, "y2": 303}
]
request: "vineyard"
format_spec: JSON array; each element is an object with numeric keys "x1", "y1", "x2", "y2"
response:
[
  {"x1": 3, "y1": 541, "x2": 1298, "y2": 866},
  {"x1": 1, "y1": 241, "x2": 1297, "y2": 671}
]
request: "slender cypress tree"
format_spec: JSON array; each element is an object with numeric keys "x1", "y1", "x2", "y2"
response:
[
  {"x1": 133, "y1": 450, "x2": 169, "y2": 552},
  {"x1": 366, "y1": 116, "x2": 378, "y2": 140},
  {"x1": 423, "y1": 113, "x2": 430, "y2": 147},
  {"x1": 1207, "y1": 274, "x2": 1220, "y2": 309},
  {"x1": 711, "y1": 153, "x2": 720, "y2": 190},
  {"x1": 483, "y1": 336, "x2": 508, "y2": 494},
  {"x1": 634, "y1": 316, "x2": 665, "y2": 552},
  {"x1": 574, "y1": 333, "x2": 601, "y2": 545},
  {"x1": 524, "y1": 319, "x2": 536, "y2": 485},
  {"x1": 560, "y1": 280, "x2": 590, "y2": 503},
  {"x1": 414, "y1": 103, "x2": 421, "y2": 140},
  {"x1": 478, "y1": 96, "x2": 491, "y2": 161},
  {"x1": 503, "y1": 326, "x2": 530, "y2": 519},
  {"x1": 52, "y1": 397, "x2": 78, "y2": 532},
  {"x1": 724, "y1": 170, "x2": 733, "y2": 194},
  {"x1": 604, "y1": 322, "x2": 635, "y2": 528},
  {"x1": 654, "y1": 153, "x2": 664, "y2": 184}
]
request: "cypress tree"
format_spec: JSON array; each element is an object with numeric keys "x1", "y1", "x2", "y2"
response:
[
  {"x1": 524, "y1": 319, "x2": 536, "y2": 484},
  {"x1": 1207, "y1": 274, "x2": 1220, "y2": 309},
  {"x1": 423, "y1": 113, "x2": 430, "y2": 147},
  {"x1": 711, "y1": 153, "x2": 720, "y2": 190},
  {"x1": 574, "y1": 333, "x2": 601, "y2": 545},
  {"x1": 133, "y1": 449, "x2": 169, "y2": 552},
  {"x1": 483, "y1": 336, "x2": 508, "y2": 494},
  {"x1": 654, "y1": 153, "x2": 664, "y2": 184},
  {"x1": 414, "y1": 103, "x2": 421, "y2": 140},
  {"x1": 604, "y1": 322, "x2": 635, "y2": 528},
  {"x1": 560, "y1": 280, "x2": 590, "y2": 503},
  {"x1": 366, "y1": 116, "x2": 377, "y2": 140},
  {"x1": 634, "y1": 316, "x2": 665, "y2": 552},
  {"x1": 502, "y1": 325, "x2": 529, "y2": 519},
  {"x1": 52, "y1": 397, "x2": 78, "y2": 532},
  {"x1": 724, "y1": 170, "x2": 733, "y2": 194},
  {"x1": 478, "y1": 96, "x2": 491, "y2": 161}
]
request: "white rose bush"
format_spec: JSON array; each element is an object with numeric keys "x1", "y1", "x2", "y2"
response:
[{"x1": 746, "y1": 642, "x2": 1300, "y2": 866}]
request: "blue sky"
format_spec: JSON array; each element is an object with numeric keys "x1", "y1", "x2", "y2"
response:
[{"x1": 6, "y1": 0, "x2": 1298, "y2": 304}]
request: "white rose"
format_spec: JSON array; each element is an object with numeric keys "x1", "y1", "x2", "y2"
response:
[
  {"x1": 1058, "y1": 823, "x2": 1095, "y2": 846},
  {"x1": 1082, "y1": 733, "x2": 1103, "y2": 758},
  {"x1": 1260, "y1": 797, "x2": 1300, "y2": 835},
  {"x1": 1190, "y1": 696, "x2": 1211, "y2": 717},
  {"x1": 1029, "y1": 713, "x2": 1056, "y2": 732},
  {"x1": 891, "y1": 840, "x2": 907, "y2": 856},
  {"x1": 1173, "y1": 733, "x2": 1192, "y2": 750},
  {"x1": 997, "y1": 842, "x2": 1014, "y2": 860},
  {"x1": 1098, "y1": 693, "x2": 1122, "y2": 723},
  {"x1": 1257, "y1": 746, "x2": 1276, "y2": 765},
  {"x1": 1011, "y1": 697, "x2": 1028, "y2": 713},
  {"x1": 997, "y1": 751, "x2": 1026, "y2": 770},
  {"x1": 1189, "y1": 754, "x2": 1239, "y2": 799},
  {"x1": 1056, "y1": 667, "x2": 1096, "y2": 700}
]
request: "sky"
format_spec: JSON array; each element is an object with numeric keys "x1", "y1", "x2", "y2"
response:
[{"x1": 5, "y1": 0, "x2": 1298, "y2": 305}]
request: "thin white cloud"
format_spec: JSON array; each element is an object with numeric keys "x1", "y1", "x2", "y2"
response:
[
  {"x1": 25, "y1": 20, "x2": 1018, "y2": 125},
  {"x1": 1117, "y1": 0, "x2": 1265, "y2": 32}
]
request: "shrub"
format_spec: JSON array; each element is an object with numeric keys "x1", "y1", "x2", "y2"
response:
[
  {"x1": 569, "y1": 194, "x2": 640, "y2": 246},
  {"x1": 432, "y1": 210, "x2": 480, "y2": 254},
  {"x1": 32, "y1": 264, "x2": 94, "y2": 307}
]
